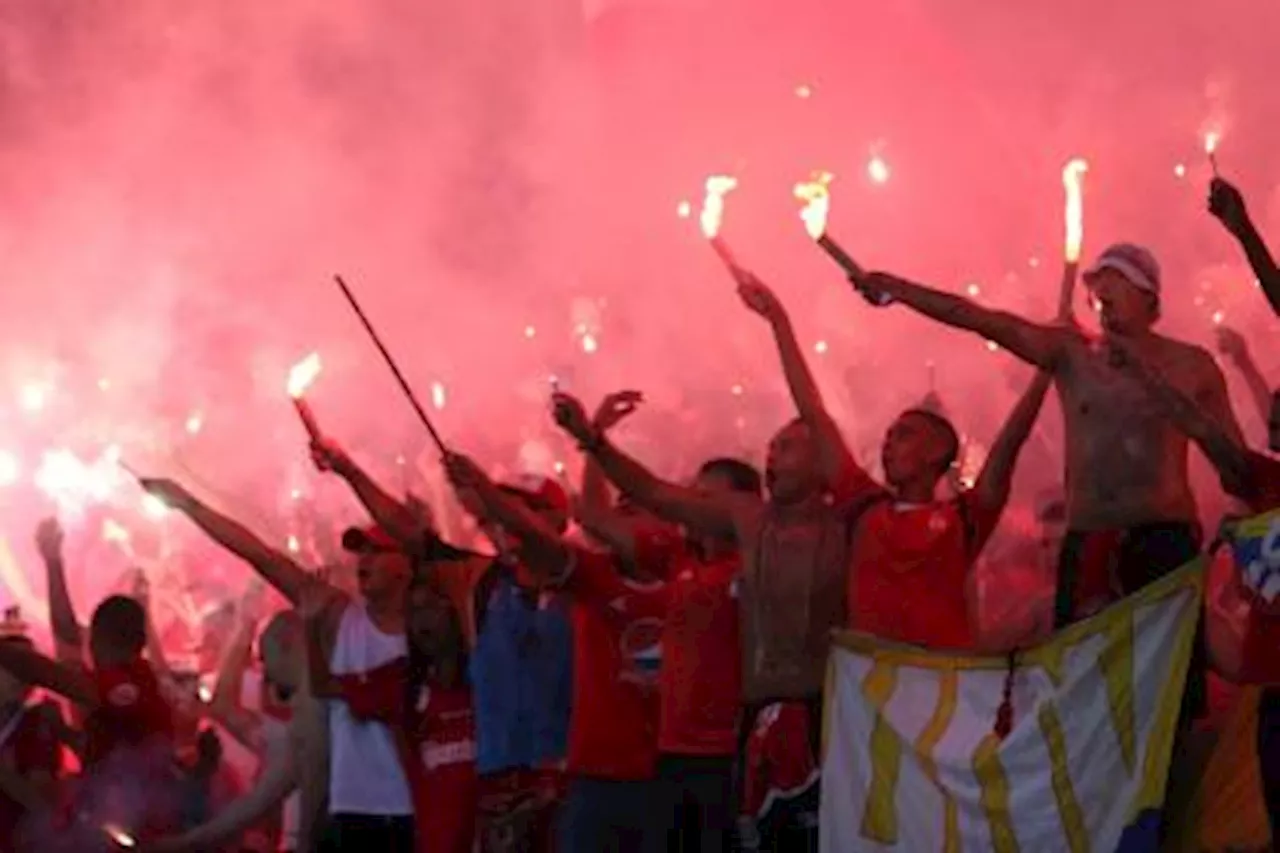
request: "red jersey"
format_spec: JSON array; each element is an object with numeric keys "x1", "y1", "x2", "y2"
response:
[
  {"x1": 847, "y1": 493, "x2": 1000, "y2": 650},
  {"x1": 0, "y1": 704, "x2": 60, "y2": 848},
  {"x1": 564, "y1": 536, "x2": 742, "y2": 757},
  {"x1": 84, "y1": 659, "x2": 175, "y2": 766},
  {"x1": 336, "y1": 659, "x2": 478, "y2": 853},
  {"x1": 557, "y1": 545, "x2": 671, "y2": 780}
]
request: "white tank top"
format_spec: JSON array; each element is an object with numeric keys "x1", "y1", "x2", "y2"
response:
[{"x1": 327, "y1": 603, "x2": 413, "y2": 815}]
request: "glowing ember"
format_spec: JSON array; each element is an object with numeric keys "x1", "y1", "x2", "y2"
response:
[
  {"x1": 286, "y1": 353, "x2": 323, "y2": 399},
  {"x1": 793, "y1": 171, "x2": 833, "y2": 240},
  {"x1": 581, "y1": 334, "x2": 599, "y2": 354},
  {"x1": 523, "y1": 325, "x2": 537, "y2": 339},
  {"x1": 18, "y1": 382, "x2": 48, "y2": 412},
  {"x1": 1211, "y1": 310, "x2": 1225, "y2": 325},
  {"x1": 431, "y1": 381, "x2": 447, "y2": 410},
  {"x1": 867, "y1": 156, "x2": 890, "y2": 184},
  {"x1": 1204, "y1": 131, "x2": 1220, "y2": 155},
  {"x1": 1173, "y1": 163, "x2": 1187, "y2": 178},
  {"x1": 814, "y1": 340, "x2": 829, "y2": 355},
  {"x1": 185, "y1": 412, "x2": 203, "y2": 435},
  {"x1": 676, "y1": 201, "x2": 692, "y2": 218},
  {"x1": 0, "y1": 452, "x2": 18, "y2": 488},
  {"x1": 142, "y1": 493, "x2": 169, "y2": 519},
  {"x1": 986, "y1": 341, "x2": 1000, "y2": 352},
  {"x1": 197, "y1": 684, "x2": 213, "y2": 702},
  {"x1": 1062, "y1": 158, "x2": 1088, "y2": 263},
  {"x1": 287, "y1": 535, "x2": 300, "y2": 553},
  {"x1": 966, "y1": 282, "x2": 982, "y2": 297},
  {"x1": 699, "y1": 175, "x2": 738, "y2": 240},
  {"x1": 795, "y1": 84, "x2": 813, "y2": 99},
  {"x1": 103, "y1": 824, "x2": 135, "y2": 847},
  {"x1": 102, "y1": 519, "x2": 130, "y2": 544}
]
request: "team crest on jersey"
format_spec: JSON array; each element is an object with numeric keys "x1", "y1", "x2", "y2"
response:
[{"x1": 618, "y1": 617, "x2": 662, "y2": 687}]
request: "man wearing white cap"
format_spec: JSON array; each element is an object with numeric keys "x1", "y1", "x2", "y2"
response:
[{"x1": 854, "y1": 242, "x2": 1245, "y2": 606}]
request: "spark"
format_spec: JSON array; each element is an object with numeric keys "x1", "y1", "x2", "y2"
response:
[
  {"x1": 814, "y1": 340, "x2": 829, "y2": 355},
  {"x1": 1173, "y1": 163, "x2": 1187, "y2": 179},
  {"x1": 581, "y1": 334, "x2": 599, "y2": 354},
  {"x1": 287, "y1": 535, "x2": 300, "y2": 553},
  {"x1": 676, "y1": 201, "x2": 692, "y2": 218},
  {"x1": 431, "y1": 381, "x2": 447, "y2": 410},
  {"x1": 142, "y1": 494, "x2": 169, "y2": 519},
  {"x1": 795, "y1": 84, "x2": 813, "y2": 99},
  {"x1": 965, "y1": 283, "x2": 982, "y2": 297},
  {"x1": 730, "y1": 384, "x2": 744, "y2": 397},
  {"x1": 0, "y1": 453, "x2": 18, "y2": 488},
  {"x1": 185, "y1": 413, "x2": 203, "y2": 435},
  {"x1": 867, "y1": 156, "x2": 890, "y2": 184},
  {"x1": 524, "y1": 325, "x2": 537, "y2": 339}
]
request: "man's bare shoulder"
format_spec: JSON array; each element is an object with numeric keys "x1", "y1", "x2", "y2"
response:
[{"x1": 1152, "y1": 334, "x2": 1223, "y2": 383}]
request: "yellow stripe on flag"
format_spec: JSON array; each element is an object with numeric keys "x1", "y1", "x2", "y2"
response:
[
  {"x1": 1038, "y1": 704, "x2": 1089, "y2": 853},
  {"x1": 1133, "y1": 588, "x2": 1202, "y2": 815},
  {"x1": 915, "y1": 669, "x2": 960, "y2": 853},
  {"x1": 1098, "y1": 611, "x2": 1136, "y2": 774},
  {"x1": 973, "y1": 733, "x2": 1019, "y2": 853},
  {"x1": 860, "y1": 659, "x2": 900, "y2": 843}
]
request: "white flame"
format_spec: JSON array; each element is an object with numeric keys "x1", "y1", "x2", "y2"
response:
[
  {"x1": 699, "y1": 175, "x2": 738, "y2": 239},
  {"x1": 286, "y1": 353, "x2": 323, "y2": 399},
  {"x1": 431, "y1": 381, "x2": 447, "y2": 410},
  {"x1": 1062, "y1": 158, "x2": 1088, "y2": 263},
  {"x1": 867, "y1": 156, "x2": 890, "y2": 184},
  {"x1": 18, "y1": 382, "x2": 48, "y2": 412},
  {"x1": 185, "y1": 412, "x2": 203, "y2": 435},
  {"x1": 34, "y1": 449, "x2": 117, "y2": 515},
  {"x1": 142, "y1": 494, "x2": 169, "y2": 519}
]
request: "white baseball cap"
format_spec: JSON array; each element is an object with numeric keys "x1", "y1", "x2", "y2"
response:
[{"x1": 1083, "y1": 243, "x2": 1162, "y2": 296}]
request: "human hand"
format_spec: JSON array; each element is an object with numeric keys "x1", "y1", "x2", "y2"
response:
[{"x1": 592, "y1": 391, "x2": 643, "y2": 432}]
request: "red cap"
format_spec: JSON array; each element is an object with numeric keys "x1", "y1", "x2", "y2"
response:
[{"x1": 500, "y1": 474, "x2": 570, "y2": 518}]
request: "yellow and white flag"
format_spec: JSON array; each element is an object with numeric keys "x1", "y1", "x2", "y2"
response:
[{"x1": 821, "y1": 562, "x2": 1202, "y2": 852}]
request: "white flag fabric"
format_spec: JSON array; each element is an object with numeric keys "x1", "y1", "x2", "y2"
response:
[{"x1": 821, "y1": 562, "x2": 1203, "y2": 853}]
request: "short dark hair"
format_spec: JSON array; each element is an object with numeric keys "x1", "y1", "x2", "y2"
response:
[
  {"x1": 698, "y1": 457, "x2": 763, "y2": 497},
  {"x1": 901, "y1": 408, "x2": 961, "y2": 473},
  {"x1": 89, "y1": 595, "x2": 147, "y2": 656}
]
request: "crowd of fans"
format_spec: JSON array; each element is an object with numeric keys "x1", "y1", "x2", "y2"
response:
[{"x1": 0, "y1": 175, "x2": 1274, "y2": 852}]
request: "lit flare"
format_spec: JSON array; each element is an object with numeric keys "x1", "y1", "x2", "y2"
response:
[
  {"x1": 286, "y1": 353, "x2": 323, "y2": 399},
  {"x1": 793, "y1": 171, "x2": 833, "y2": 240},
  {"x1": 1062, "y1": 158, "x2": 1088, "y2": 264}
]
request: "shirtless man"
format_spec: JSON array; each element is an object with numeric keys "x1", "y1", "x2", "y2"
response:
[{"x1": 853, "y1": 242, "x2": 1246, "y2": 625}]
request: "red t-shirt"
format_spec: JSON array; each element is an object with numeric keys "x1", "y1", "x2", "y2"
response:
[
  {"x1": 84, "y1": 659, "x2": 175, "y2": 766},
  {"x1": 847, "y1": 492, "x2": 1000, "y2": 650},
  {"x1": 0, "y1": 704, "x2": 61, "y2": 848},
  {"x1": 558, "y1": 547, "x2": 669, "y2": 780},
  {"x1": 564, "y1": 537, "x2": 743, "y2": 757},
  {"x1": 336, "y1": 659, "x2": 477, "y2": 853}
]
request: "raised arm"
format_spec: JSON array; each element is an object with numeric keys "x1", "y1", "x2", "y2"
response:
[
  {"x1": 146, "y1": 725, "x2": 298, "y2": 853},
  {"x1": 443, "y1": 453, "x2": 572, "y2": 576},
  {"x1": 35, "y1": 519, "x2": 83, "y2": 664},
  {"x1": 572, "y1": 392, "x2": 656, "y2": 563},
  {"x1": 1216, "y1": 327, "x2": 1273, "y2": 430},
  {"x1": 1210, "y1": 178, "x2": 1280, "y2": 317},
  {"x1": 551, "y1": 391, "x2": 747, "y2": 539},
  {"x1": 0, "y1": 642, "x2": 95, "y2": 708},
  {"x1": 735, "y1": 271, "x2": 856, "y2": 485},
  {"x1": 206, "y1": 583, "x2": 268, "y2": 752},
  {"x1": 139, "y1": 478, "x2": 326, "y2": 607},
  {"x1": 854, "y1": 271, "x2": 1070, "y2": 370},
  {"x1": 311, "y1": 438, "x2": 422, "y2": 547},
  {"x1": 971, "y1": 372, "x2": 1054, "y2": 515}
]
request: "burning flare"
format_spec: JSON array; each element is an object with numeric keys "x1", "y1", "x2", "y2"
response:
[
  {"x1": 103, "y1": 824, "x2": 136, "y2": 847},
  {"x1": 286, "y1": 353, "x2": 323, "y2": 399},
  {"x1": 1204, "y1": 131, "x2": 1220, "y2": 156},
  {"x1": 699, "y1": 175, "x2": 738, "y2": 240},
  {"x1": 1062, "y1": 158, "x2": 1088, "y2": 264},
  {"x1": 793, "y1": 171, "x2": 834, "y2": 240}
]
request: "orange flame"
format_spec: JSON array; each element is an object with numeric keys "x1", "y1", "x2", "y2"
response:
[
  {"x1": 1062, "y1": 158, "x2": 1088, "y2": 263},
  {"x1": 699, "y1": 175, "x2": 738, "y2": 239},
  {"x1": 793, "y1": 171, "x2": 834, "y2": 240},
  {"x1": 286, "y1": 353, "x2": 322, "y2": 399}
]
